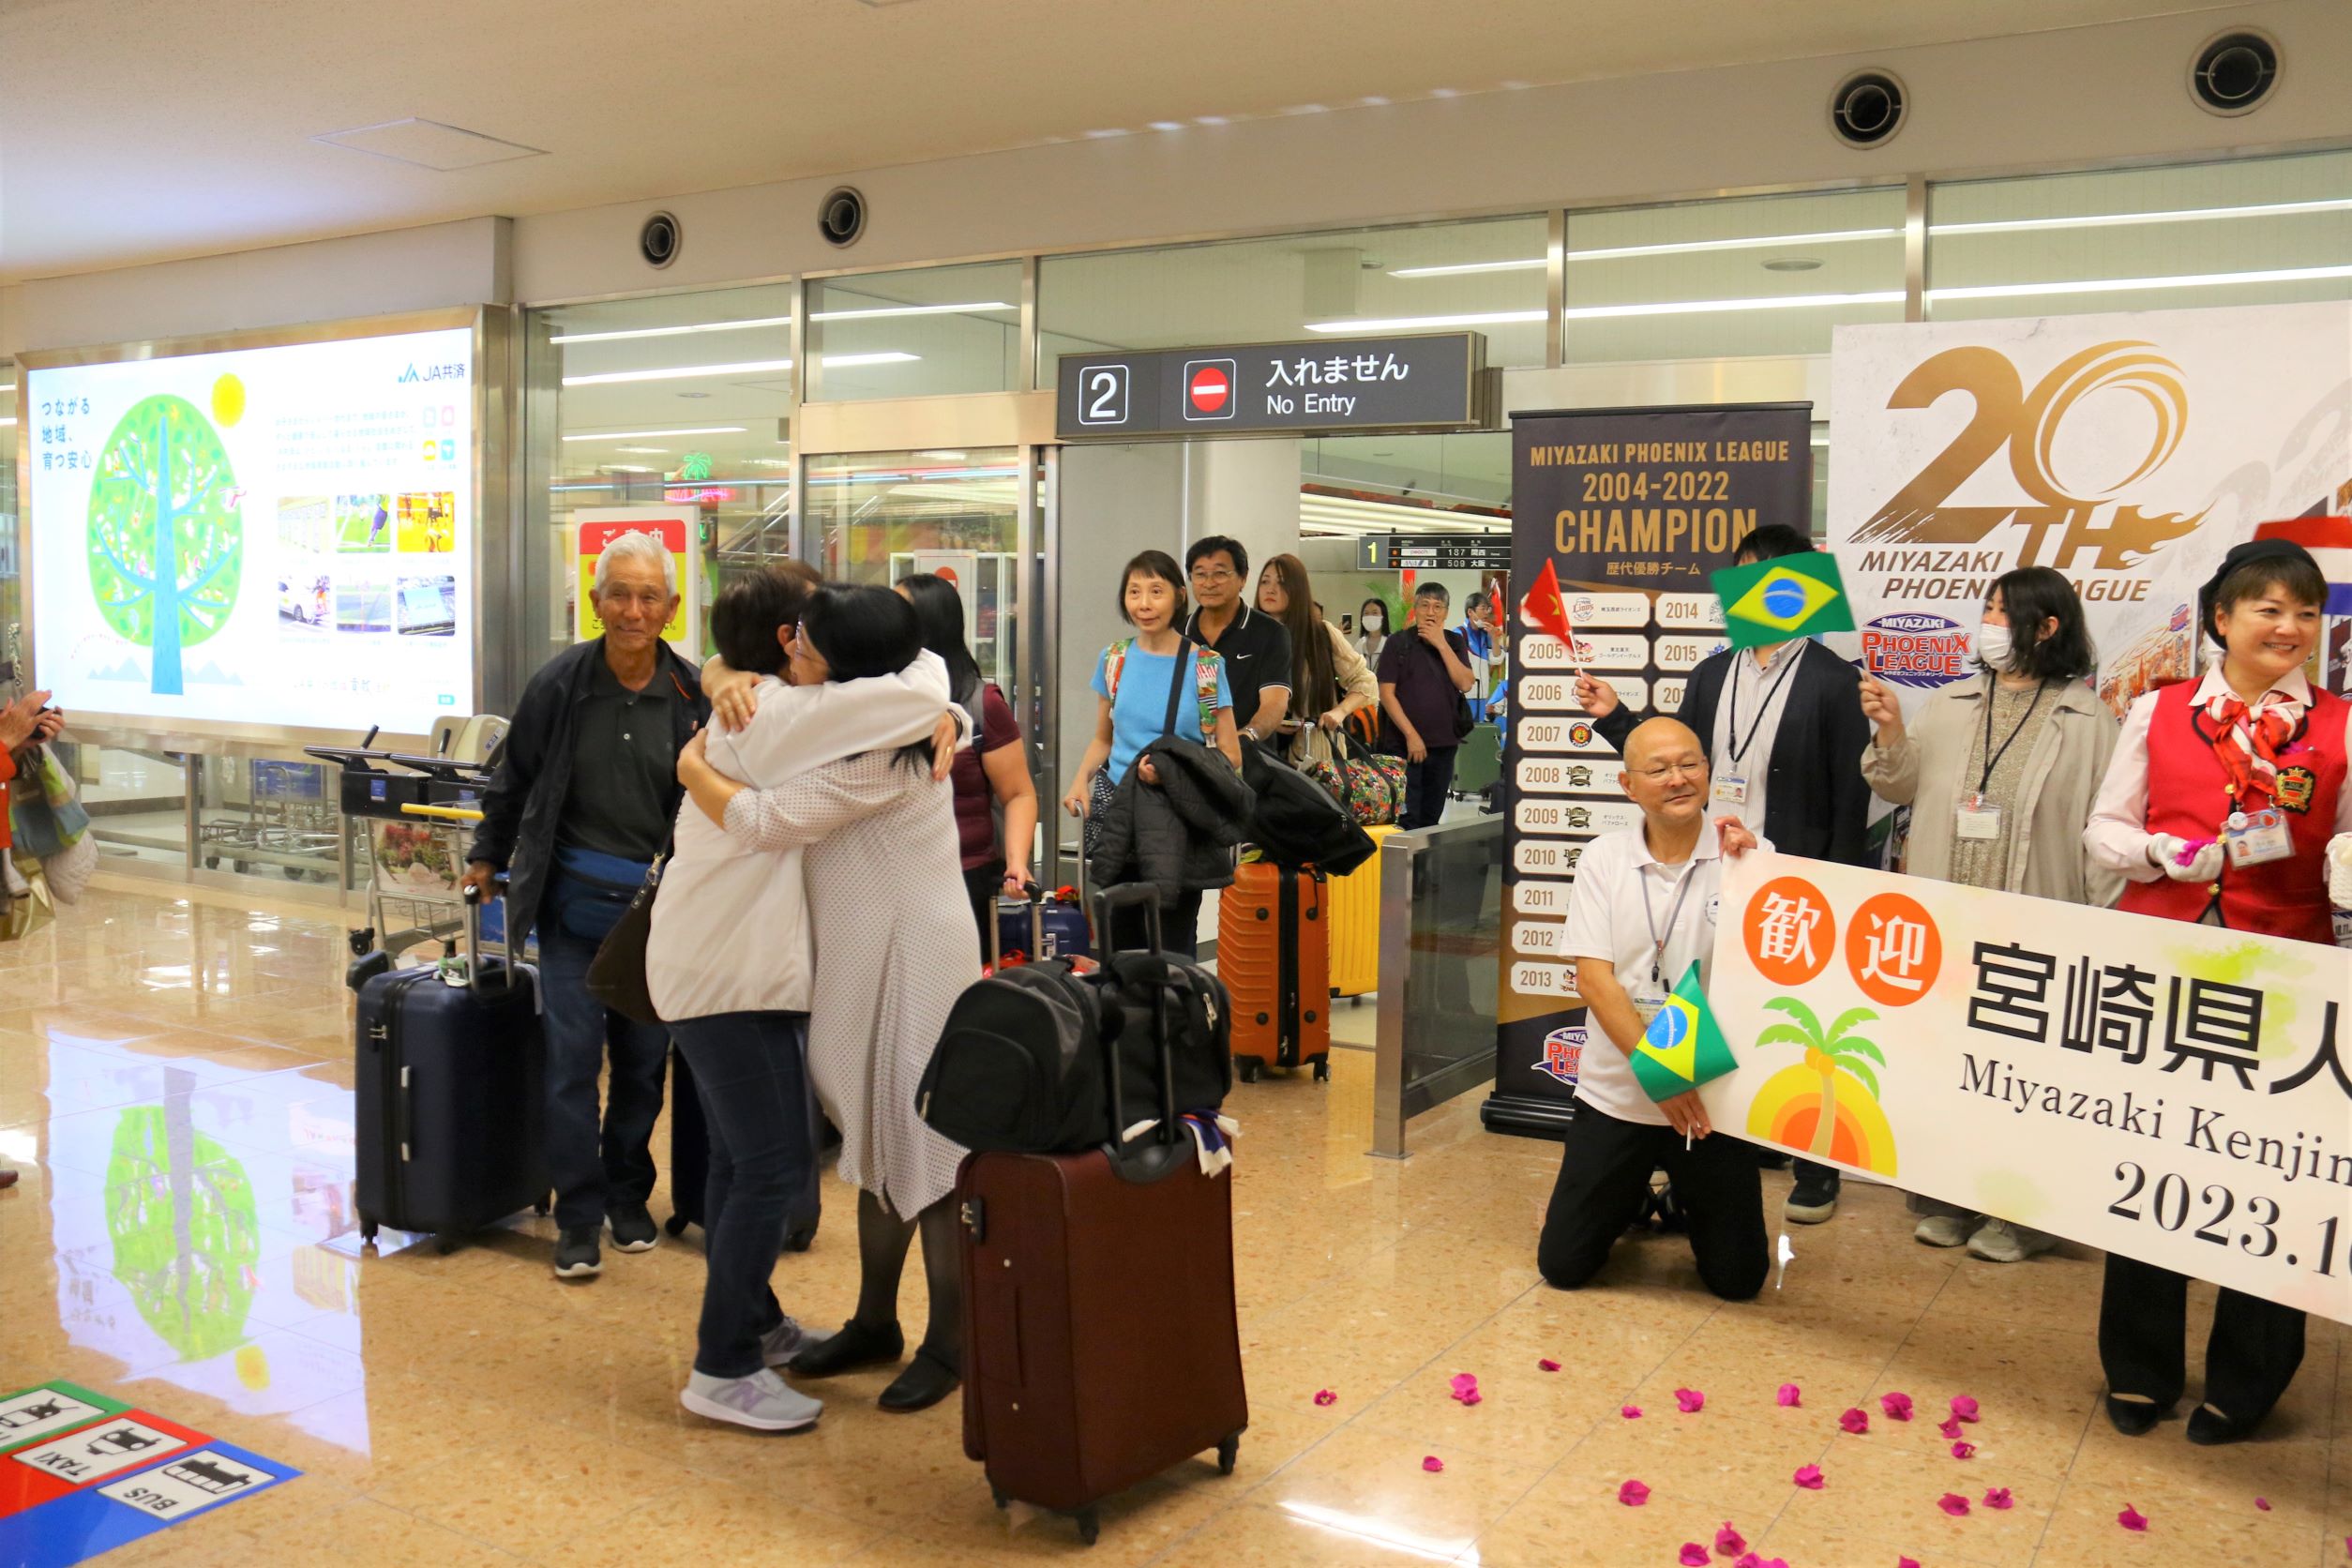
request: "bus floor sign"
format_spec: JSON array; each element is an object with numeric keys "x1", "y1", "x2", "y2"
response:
[{"x1": 0, "y1": 1380, "x2": 297, "y2": 1568}]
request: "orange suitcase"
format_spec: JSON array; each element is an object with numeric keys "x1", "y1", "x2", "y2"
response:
[{"x1": 1217, "y1": 861, "x2": 1330, "y2": 1081}]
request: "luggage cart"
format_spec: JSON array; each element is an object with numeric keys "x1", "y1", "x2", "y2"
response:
[{"x1": 197, "y1": 758, "x2": 341, "y2": 879}]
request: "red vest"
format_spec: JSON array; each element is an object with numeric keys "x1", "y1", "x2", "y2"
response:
[{"x1": 2116, "y1": 680, "x2": 2345, "y2": 944}]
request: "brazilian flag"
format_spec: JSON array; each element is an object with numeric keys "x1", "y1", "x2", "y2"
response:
[
  {"x1": 1632, "y1": 961, "x2": 1739, "y2": 1102},
  {"x1": 1712, "y1": 551, "x2": 1854, "y2": 648}
]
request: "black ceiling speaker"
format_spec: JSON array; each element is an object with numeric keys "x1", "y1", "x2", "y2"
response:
[
  {"x1": 1829, "y1": 69, "x2": 1906, "y2": 149},
  {"x1": 639, "y1": 211, "x2": 681, "y2": 269},
  {"x1": 819, "y1": 187, "x2": 867, "y2": 249},
  {"x1": 2191, "y1": 30, "x2": 2280, "y2": 116}
]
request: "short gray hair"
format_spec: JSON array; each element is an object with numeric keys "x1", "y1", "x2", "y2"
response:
[{"x1": 593, "y1": 530, "x2": 677, "y2": 596}]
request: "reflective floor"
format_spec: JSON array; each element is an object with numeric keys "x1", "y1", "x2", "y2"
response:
[{"x1": 1, "y1": 877, "x2": 2345, "y2": 1566}]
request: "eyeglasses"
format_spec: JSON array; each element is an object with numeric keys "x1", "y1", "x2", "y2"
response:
[
  {"x1": 1189, "y1": 568, "x2": 1238, "y2": 584},
  {"x1": 1632, "y1": 761, "x2": 1706, "y2": 782}
]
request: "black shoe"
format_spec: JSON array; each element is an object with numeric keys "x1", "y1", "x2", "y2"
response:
[
  {"x1": 2104, "y1": 1395, "x2": 2169, "y2": 1437},
  {"x1": 553, "y1": 1225, "x2": 602, "y2": 1279},
  {"x1": 1786, "y1": 1171, "x2": 1840, "y2": 1224},
  {"x1": 608, "y1": 1201, "x2": 658, "y2": 1253},
  {"x1": 2185, "y1": 1403, "x2": 2255, "y2": 1446},
  {"x1": 878, "y1": 1348, "x2": 961, "y2": 1413},
  {"x1": 788, "y1": 1319, "x2": 905, "y2": 1380}
]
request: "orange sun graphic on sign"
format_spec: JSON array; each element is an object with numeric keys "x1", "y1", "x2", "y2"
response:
[
  {"x1": 1844, "y1": 891, "x2": 1941, "y2": 1008},
  {"x1": 1743, "y1": 877, "x2": 1835, "y2": 986}
]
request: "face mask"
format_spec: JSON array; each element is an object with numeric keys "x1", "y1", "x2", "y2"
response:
[
  {"x1": 1976, "y1": 621, "x2": 2013, "y2": 671},
  {"x1": 1363, "y1": 614, "x2": 1383, "y2": 633}
]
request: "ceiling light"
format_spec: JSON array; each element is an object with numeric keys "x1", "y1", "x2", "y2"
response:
[
  {"x1": 1388, "y1": 258, "x2": 1546, "y2": 279},
  {"x1": 1761, "y1": 257, "x2": 1824, "y2": 272},
  {"x1": 1561, "y1": 289, "x2": 1903, "y2": 321},
  {"x1": 1931, "y1": 195, "x2": 2352, "y2": 237},
  {"x1": 1194, "y1": 114, "x2": 1229, "y2": 126},
  {"x1": 915, "y1": 449, "x2": 968, "y2": 461},
  {"x1": 1304, "y1": 309, "x2": 1547, "y2": 334},
  {"x1": 807, "y1": 301, "x2": 1014, "y2": 322},
  {"x1": 550, "y1": 315, "x2": 793, "y2": 345},
  {"x1": 1929, "y1": 262, "x2": 2352, "y2": 303},
  {"x1": 1148, "y1": 121, "x2": 1185, "y2": 132},
  {"x1": 564, "y1": 357, "x2": 794, "y2": 387},
  {"x1": 818, "y1": 352, "x2": 921, "y2": 369},
  {"x1": 614, "y1": 446, "x2": 670, "y2": 454},
  {"x1": 605, "y1": 465, "x2": 660, "y2": 474},
  {"x1": 1578, "y1": 226, "x2": 1901, "y2": 263},
  {"x1": 562, "y1": 427, "x2": 748, "y2": 443}
]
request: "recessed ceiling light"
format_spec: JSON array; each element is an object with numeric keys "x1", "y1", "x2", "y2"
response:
[
  {"x1": 1304, "y1": 309, "x2": 1547, "y2": 334},
  {"x1": 606, "y1": 465, "x2": 661, "y2": 474},
  {"x1": 550, "y1": 316, "x2": 792, "y2": 345},
  {"x1": 563, "y1": 357, "x2": 796, "y2": 387},
  {"x1": 676, "y1": 391, "x2": 712, "y2": 399},
  {"x1": 614, "y1": 447, "x2": 670, "y2": 454},
  {"x1": 807, "y1": 301, "x2": 1012, "y2": 322},
  {"x1": 915, "y1": 449, "x2": 969, "y2": 461},
  {"x1": 562, "y1": 427, "x2": 748, "y2": 443},
  {"x1": 1761, "y1": 256, "x2": 1824, "y2": 272},
  {"x1": 818, "y1": 352, "x2": 921, "y2": 369}
]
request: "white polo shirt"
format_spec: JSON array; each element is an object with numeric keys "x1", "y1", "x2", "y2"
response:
[{"x1": 1560, "y1": 817, "x2": 1731, "y2": 1127}]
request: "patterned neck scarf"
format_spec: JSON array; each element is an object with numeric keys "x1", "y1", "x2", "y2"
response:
[{"x1": 2202, "y1": 686, "x2": 2304, "y2": 804}]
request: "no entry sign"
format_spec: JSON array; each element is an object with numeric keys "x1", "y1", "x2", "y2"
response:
[{"x1": 1058, "y1": 333, "x2": 1491, "y2": 440}]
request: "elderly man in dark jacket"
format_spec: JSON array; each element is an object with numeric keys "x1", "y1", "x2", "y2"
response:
[
  {"x1": 465, "y1": 532, "x2": 708, "y2": 1282},
  {"x1": 1087, "y1": 735, "x2": 1253, "y2": 957}
]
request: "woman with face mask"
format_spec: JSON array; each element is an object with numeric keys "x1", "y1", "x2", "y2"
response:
[
  {"x1": 1355, "y1": 597, "x2": 1392, "y2": 664},
  {"x1": 1855, "y1": 565, "x2": 2121, "y2": 1263}
]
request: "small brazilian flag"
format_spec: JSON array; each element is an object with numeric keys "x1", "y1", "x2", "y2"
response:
[
  {"x1": 1632, "y1": 961, "x2": 1739, "y2": 1102},
  {"x1": 1711, "y1": 551, "x2": 1854, "y2": 648}
]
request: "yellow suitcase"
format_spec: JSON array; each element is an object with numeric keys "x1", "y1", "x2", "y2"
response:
[{"x1": 1325, "y1": 824, "x2": 1399, "y2": 997}]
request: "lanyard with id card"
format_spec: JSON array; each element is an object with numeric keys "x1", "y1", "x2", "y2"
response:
[
  {"x1": 1718, "y1": 652, "x2": 1800, "y2": 807},
  {"x1": 2223, "y1": 807, "x2": 2292, "y2": 867},
  {"x1": 1636, "y1": 861, "x2": 1698, "y2": 1023},
  {"x1": 1955, "y1": 678, "x2": 2045, "y2": 843}
]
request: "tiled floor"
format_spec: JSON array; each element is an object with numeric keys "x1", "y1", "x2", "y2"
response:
[{"x1": 1, "y1": 875, "x2": 2345, "y2": 1567}]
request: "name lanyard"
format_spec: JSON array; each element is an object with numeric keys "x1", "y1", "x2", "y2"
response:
[
  {"x1": 1974, "y1": 677, "x2": 2046, "y2": 794},
  {"x1": 1725, "y1": 648, "x2": 1802, "y2": 766},
  {"x1": 1639, "y1": 861, "x2": 1699, "y2": 988}
]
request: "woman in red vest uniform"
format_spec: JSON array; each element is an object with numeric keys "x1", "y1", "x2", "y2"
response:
[{"x1": 2083, "y1": 537, "x2": 2347, "y2": 1445}]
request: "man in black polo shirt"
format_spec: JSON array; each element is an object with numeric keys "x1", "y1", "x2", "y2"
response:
[
  {"x1": 1378, "y1": 580, "x2": 1477, "y2": 828},
  {"x1": 1183, "y1": 535, "x2": 1291, "y2": 745}
]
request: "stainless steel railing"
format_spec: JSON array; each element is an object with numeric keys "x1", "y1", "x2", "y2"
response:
[{"x1": 1371, "y1": 814, "x2": 1504, "y2": 1158}]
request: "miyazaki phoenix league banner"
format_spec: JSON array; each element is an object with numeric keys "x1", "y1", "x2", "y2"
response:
[{"x1": 1704, "y1": 851, "x2": 2352, "y2": 1324}]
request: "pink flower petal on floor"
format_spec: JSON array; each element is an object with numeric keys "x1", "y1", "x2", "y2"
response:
[
  {"x1": 1900, "y1": 1560, "x2": 1922, "y2": 1568},
  {"x1": 1620, "y1": 1479, "x2": 1651, "y2": 1507},
  {"x1": 1622, "y1": 1405, "x2": 1645, "y2": 1420},
  {"x1": 1449, "y1": 1372, "x2": 1481, "y2": 1405},
  {"x1": 1983, "y1": 1487, "x2": 2013, "y2": 1510},
  {"x1": 1538, "y1": 1358, "x2": 1561, "y2": 1372},
  {"x1": 2254, "y1": 1497, "x2": 2269, "y2": 1512},
  {"x1": 1950, "y1": 1395, "x2": 1980, "y2": 1424},
  {"x1": 1422, "y1": 1455, "x2": 1444, "y2": 1473},
  {"x1": 1680, "y1": 1545, "x2": 1711, "y2": 1567},
  {"x1": 1938, "y1": 1493, "x2": 1970, "y2": 1516},
  {"x1": 1715, "y1": 1522, "x2": 1746, "y2": 1556},
  {"x1": 1792, "y1": 1464, "x2": 1825, "y2": 1490},
  {"x1": 1734, "y1": 1556, "x2": 1764, "y2": 1568},
  {"x1": 1312, "y1": 1389, "x2": 1336, "y2": 1407},
  {"x1": 1776, "y1": 1383, "x2": 1802, "y2": 1408},
  {"x1": 1839, "y1": 1408, "x2": 1870, "y2": 1434},
  {"x1": 2118, "y1": 1504, "x2": 2148, "y2": 1531},
  {"x1": 1951, "y1": 1440, "x2": 1976, "y2": 1460},
  {"x1": 1937, "y1": 1416, "x2": 1963, "y2": 1440},
  {"x1": 1880, "y1": 1391, "x2": 1915, "y2": 1421},
  {"x1": 1676, "y1": 1388, "x2": 1707, "y2": 1413}
]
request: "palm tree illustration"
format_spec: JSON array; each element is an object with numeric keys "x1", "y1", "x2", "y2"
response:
[{"x1": 1754, "y1": 997, "x2": 1888, "y2": 1162}]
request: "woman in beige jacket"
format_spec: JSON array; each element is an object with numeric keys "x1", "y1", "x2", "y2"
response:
[
  {"x1": 1258, "y1": 554, "x2": 1380, "y2": 771},
  {"x1": 1858, "y1": 566, "x2": 2120, "y2": 1263}
]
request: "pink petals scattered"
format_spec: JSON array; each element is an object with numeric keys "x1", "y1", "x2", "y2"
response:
[
  {"x1": 1622, "y1": 1405, "x2": 1645, "y2": 1420},
  {"x1": 1838, "y1": 1408, "x2": 1871, "y2": 1435},
  {"x1": 1422, "y1": 1455, "x2": 1444, "y2": 1473},
  {"x1": 1792, "y1": 1464, "x2": 1825, "y2": 1490},
  {"x1": 2118, "y1": 1504, "x2": 2148, "y2": 1532},
  {"x1": 1449, "y1": 1373, "x2": 1482, "y2": 1407},
  {"x1": 1937, "y1": 1416, "x2": 1964, "y2": 1440},
  {"x1": 1949, "y1": 1395, "x2": 1980, "y2": 1424},
  {"x1": 2254, "y1": 1497, "x2": 2269, "y2": 1512},
  {"x1": 1951, "y1": 1440, "x2": 1977, "y2": 1460},
  {"x1": 1937, "y1": 1493, "x2": 1971, "y2": 1516},
  {"x1": 1675, "y1": 1387, "x2": 1707, "y2": 1414},
  {"x1": 1619, "y1": 1479, "x2": 1651, "y2": 1507},
  {"x1": 1312, "y1": 1389, "x2": 1335, "y2": 1407},
  {"x1": 1880, "y1": 1391, "x2": 1915, "y2": 1422},
  {"x1": 1714, "y1": 1521, "x2": 1746, "y2": 1556},
  {"x1": 1900, "y1": 1560, "x2": 1922, "y2": 1568},
  {"x1": 1983, "y1": 1487, "x2": 2013, "y2": 1511},
  {"x1": 1538, "y1": 1359, "x2": 1561, "y2": 1373},
  {"x1": 1776, "y1": 1383, "x2": 1802, "y2": 1408},
  {"x1": 1679, "y1": 1545, "x2": 1711, "y2": 1567},
  {"x1": 2174, "y1": 837, "x2": 2215, "y2": 867}
]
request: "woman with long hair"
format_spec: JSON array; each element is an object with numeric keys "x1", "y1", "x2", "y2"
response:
[
  {"x1": 677, "y1": 583, "x2": 976, "y2": 1415},
  {"x1": 1257, "y1": 553, "x2": 1378, "y2": 771},
  {"x1": 1857, "y1": 565, "x2": 2119, "y2": 1263},
  {"x1": 1355, "y1": 596, "x2": 1393, "y2": 664},
  {"x1": 897, "y1": 572, "x2": 1038, "y2": 960}
]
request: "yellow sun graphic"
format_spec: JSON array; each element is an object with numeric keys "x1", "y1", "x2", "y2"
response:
[{"x1": 211, "y1": 374, "x2": 246, "y2": 427}]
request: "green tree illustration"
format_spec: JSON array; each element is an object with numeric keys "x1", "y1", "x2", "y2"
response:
[
  {"x1": 86, "y1": 395, "x2": 241, "y2": 696},
  {"x1": 104, "y1": 1097, "x2": 261, "y2": 1364}
]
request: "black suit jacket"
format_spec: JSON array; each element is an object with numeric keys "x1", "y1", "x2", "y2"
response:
[{"x1": 1595, "y1": 640, "x2": 1873, "y2": 867}]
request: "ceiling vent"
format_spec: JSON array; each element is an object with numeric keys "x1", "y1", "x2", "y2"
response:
[
  {"x1": 820, "y1": 187, "x2": 867, "y2": 249},
  {"x1": 312, "y1": 118, "x2": 544, "y2": 171},
  {"x1": 639, "y1": 211, "x2": 682, "y2": 269},
  {"x1": 2190, "y1": 30, "x2": 2280, "y2": 116},
  {"x1": 1828, "y1": 70, "x2": 1906, "y2": 149}
]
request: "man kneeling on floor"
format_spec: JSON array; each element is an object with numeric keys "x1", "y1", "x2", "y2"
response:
[{"x1": 1537, "y1": 717, "x2": 1770, "y2": 1302}]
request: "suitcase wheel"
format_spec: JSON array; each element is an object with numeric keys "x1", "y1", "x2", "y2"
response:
[
  {"x1": 359, "y1": 1219, "x2": 379, "y2": 1244},
  {"x1": 784, "y1": 1221, "x2": 817, "y2": 1253},
  {"x1": 989, "y1": 1485, "x2": 1008, "y2": 1512},
  {"x1": 1234, "y1": 1057, "x2": 1264, "y2": 1084},
  {"x1": 1217, "y1": 1433, "x2": 1241, "y2": 1475},
  {"x1": 535, "y1": 1193, "x2": 551, "y2": 1217},
  {"x1": 1075, "y1": 1508, "x2": 1100, "y2": 1546},
  {"x1": 1312, "y1": 1058, "x2": 1330, "y2": 1082},
  {"x1": 664, "y1": 1213, "x2": 690, "y2": 1237}
]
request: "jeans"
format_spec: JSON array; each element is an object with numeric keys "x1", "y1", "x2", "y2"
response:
[
  {"x1": 1400, "y1": 746, "x2": 1458, "y2": 830},
  {"x1": 535, "y1": 920, "x2": 671, "y2": 1230},
  {"x1": 670, "y1": 1012, "x2": 814, "y2": 1380}
]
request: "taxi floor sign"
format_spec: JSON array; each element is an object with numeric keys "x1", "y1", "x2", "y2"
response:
[{"x1": 0, "y1": 1381, "x2": 297, "y2": 1568}]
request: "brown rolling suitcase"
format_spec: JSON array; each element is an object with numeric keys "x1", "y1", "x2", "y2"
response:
[
  {"x1": 1219, "y1": 859, "x2": 1331, "y2": 1081},
  {"x1": 957, "y1": 886, "x2": 1248, "y2": 1545}
]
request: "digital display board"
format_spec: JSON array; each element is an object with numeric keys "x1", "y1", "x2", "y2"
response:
[{"x1": 24, "y1": 326, "x2": 475, "y2": 737}]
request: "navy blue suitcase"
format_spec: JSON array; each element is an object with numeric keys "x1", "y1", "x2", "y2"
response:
[
  {"x1": 995, "y1": 891, "x2": 1092, "y2": 965},
  {"x1": 354, "y1": 889, "x2": 548, "y2": 1248}
]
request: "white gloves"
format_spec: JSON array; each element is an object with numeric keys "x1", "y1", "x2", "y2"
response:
[
  {"x1": 2328, "y1": 833, "x2": 2352, "y2": 909},
  {"x1": 2148, "y1": 834, "x2": 2224, "y2": 883}
]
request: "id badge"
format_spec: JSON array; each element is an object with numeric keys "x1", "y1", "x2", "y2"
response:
[
  {"x1": 1954, "y1": 793, "x2": 2003, "y2": 842},
  {"x1": 1631, "y1": 986, "x2": 1668, "y2": 1026},
  {"x1": 2224, "y1": 808, "x2": 2292, "y2": 868},
  {"x1": 1711, "y1": 773, "x2": 1749, "y2": 806}
]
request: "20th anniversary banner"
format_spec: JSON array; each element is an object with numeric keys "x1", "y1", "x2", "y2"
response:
[{"x1": 1702, "y1": 852, "x2": 2352, "y2": 1323}]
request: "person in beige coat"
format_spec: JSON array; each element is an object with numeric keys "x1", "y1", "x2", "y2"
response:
[
  {"x1": 1858, "y1": 566, "x2": 2120, "y2": 1263},
  {"x1": 1257, "y1": 553, "x2": 1380, "y2": 772}
]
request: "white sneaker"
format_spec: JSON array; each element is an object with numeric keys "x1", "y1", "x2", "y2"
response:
[
  {"x1": 1968, "y1": 1219, "x2": 2056, "y2": 1263},
  {"x1": 680, "y1": 1368, "x2": 822, "y2": 1432},
  {"x1": 760, "y1": 1315, "x2": 808, "y2": 1367},
  {"x1": 1913, "y1": 1213, "x2": 1973, "y2": 1248}
]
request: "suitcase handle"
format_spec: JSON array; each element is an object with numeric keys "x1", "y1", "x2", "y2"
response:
[
  {"x1": 1091, "y1": 883, "x2": 1162, "y2": 957},
  {"x1": 988, "y1": 882, "x2": 1046, "y2": 971},
  {"x1": 1099, "y1": 961, "x2": 1185, "y2": 1158},
  {"x1": 460, "y1": 881, "x2": 520, "y2": 997}
]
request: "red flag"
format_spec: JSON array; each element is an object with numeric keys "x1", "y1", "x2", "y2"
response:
[{"x1": 1523, "y1": 558, "x2": 1574, "y2": 646}]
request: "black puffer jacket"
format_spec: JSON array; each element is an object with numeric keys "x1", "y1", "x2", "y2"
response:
[{"x1": 1088, "y1": 737, "x2": 1255, "y2": 910}]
